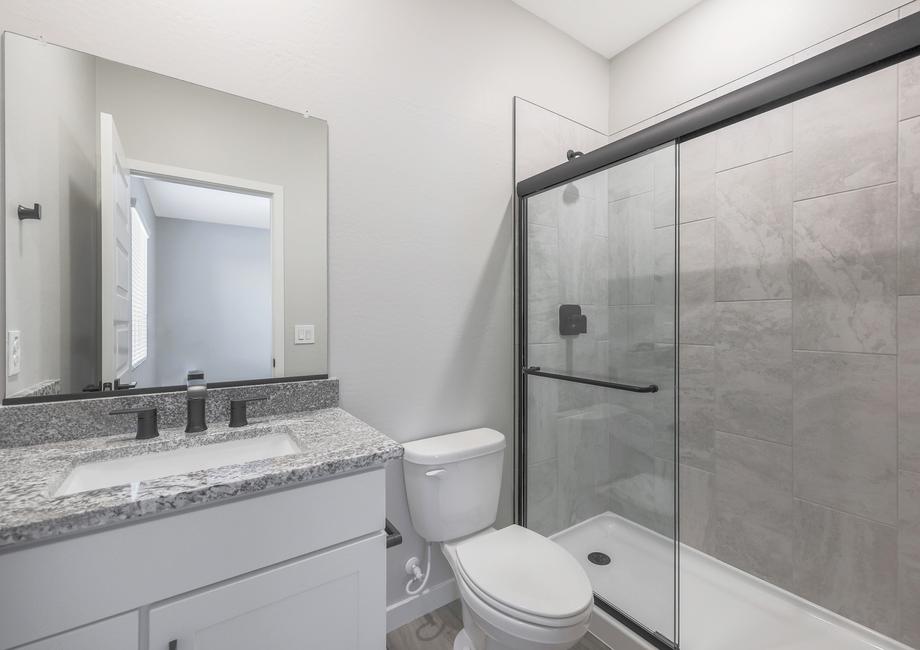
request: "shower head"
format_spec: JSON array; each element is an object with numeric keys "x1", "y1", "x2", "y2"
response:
[{"x1": 566, "y1": 149, "x2": 583, "y2": 161}]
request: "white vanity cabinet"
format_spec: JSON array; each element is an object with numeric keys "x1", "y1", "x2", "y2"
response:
[
  {"x1": 0, "y1": 468, "x2": 387, "y2": 650},
  {"x1": 13, "y1": 613, "x2": 138, "y2": 650},
  {"x1": 148, "y1": 534, "x2": 384, "y2": 650}
]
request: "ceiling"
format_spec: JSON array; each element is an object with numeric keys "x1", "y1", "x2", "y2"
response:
[
  {"x1": 141, "y1": 177, "x2": 271, "y2": 230},
  {"x1": 511, "y1": 0, "x2": 704, "y2": 59}
]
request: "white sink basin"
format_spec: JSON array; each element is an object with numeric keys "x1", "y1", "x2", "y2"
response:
[{"x1": 55, "y1": 433, "x2": 300, "y2": 497}]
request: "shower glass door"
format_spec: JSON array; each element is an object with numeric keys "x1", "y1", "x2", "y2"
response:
[{"x1": 521, "y1": 143, "x2": 678, "y2": 647}]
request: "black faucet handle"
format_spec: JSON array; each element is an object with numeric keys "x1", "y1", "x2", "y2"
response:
[
  {"x1": 229, "y1": 396, "x2": 268, "y2": 428},
  {"x1": 109, "y1": 407, "x2": 159, "y2": 440},
  {"x1": 113, "y1": 377, "x2": 137, "y2": 390}
]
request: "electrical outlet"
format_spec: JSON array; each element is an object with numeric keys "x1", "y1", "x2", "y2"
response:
[
  {"x1": 7, "y1": 330, "x2": 21, "y2": 376},
  {"x1": 294, "y1": 324, "x2": 315, "y2": 345}
]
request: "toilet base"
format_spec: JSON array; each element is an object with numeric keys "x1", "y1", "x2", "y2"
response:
[{"x1": 454, "y1": 629, "x2": 474, "y2": 650}]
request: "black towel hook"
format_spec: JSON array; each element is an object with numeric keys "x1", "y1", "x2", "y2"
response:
[{"x1": 17, "y1": 203, "x2": 41, "y2": 220}]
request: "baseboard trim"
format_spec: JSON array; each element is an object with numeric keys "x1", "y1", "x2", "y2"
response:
[{"x1": 386, "y1": 578, "x2": 460, "y2": 632}]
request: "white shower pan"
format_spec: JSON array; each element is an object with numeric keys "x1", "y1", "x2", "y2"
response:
[{"x1": 552, "y1": 512, "x2": 912, "y2": 650}]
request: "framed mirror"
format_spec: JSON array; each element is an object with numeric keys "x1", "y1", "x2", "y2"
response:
[{"x1": 2, "y1": 32, "x2": 328, "y2": 402}]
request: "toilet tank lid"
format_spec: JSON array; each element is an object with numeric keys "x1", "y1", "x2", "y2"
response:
[{"x1": 403, "y1": 428, "x2": 505, "y2": 465}]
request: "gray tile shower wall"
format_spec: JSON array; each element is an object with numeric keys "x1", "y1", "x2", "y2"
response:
[
  {"x1": 677, "y1": 57, "x2": 920, "y2": 644},
  {"x1": 516, "y1": 98, "x2": 610, "y2": 537},
  {"x1": 0, "y1": 378, "x2": 339, "y2": 448},
  {"x1": 524, "y1": 140, "x2": 678, "y2": 539}
]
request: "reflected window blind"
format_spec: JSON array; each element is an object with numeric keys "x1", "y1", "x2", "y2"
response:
[{"x1": 131, "y1": 207, "x2": 149, "y2": 367}]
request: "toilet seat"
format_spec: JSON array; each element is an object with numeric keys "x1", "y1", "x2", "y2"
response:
[{"x1": 452, "y1": 525, "x2": 593, "y2": 628}]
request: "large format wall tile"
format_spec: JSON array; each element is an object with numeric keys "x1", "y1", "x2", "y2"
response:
[
  {"x1": 900, "y1": 116, "x2": 920, "y2": 294},
  {"x1": 557, "y1": 403, "x2": 611, "y2": 528},
  {"x1": 558, "y1": 194, "x2": 606, "y2": 306},
  {"x1": 902, "y1": 56, "x2": 920, "y2": 121},
  {"x1": 902, "y1": 564, "x2": 920, "y2": 648},
  {"x1": 654, "y1": 226, "x2": 675, "y2": 344},
  {"x1": 902, "y1": 470, "x2": 920, "y2": 645},
  {"x1": 793, "y1": 499, "x2": 898, "y2": 637},
  {"x1": 608, "y1": 448, "x2": 675, "y2": 537},
  {"x1": 679, "y1": 344, "x2": 715, "y2": 472},
  {"x1": 679, "y1": 464, "x2": 714, "y2": 553},
  {"x1": 793, "y1": 67, "x2": 897, "y2": 200},
  {"x1": 525, "y1": 365, "x2": 559, "y2": 466},
  {"x1": 608, "y1": 198, "x2": 631, "y2": 307},
  {"x1": 608, "y1": 305, "x2": 629, "y2": 376},
  {"x1": 526, "y1": 458, "x2": 559, "y2": 537},
  {"x1": 624, "y1": 305, "x2": 655, "y2": 379},
  {"x1": 792, "y1": 184, "x2": 897, "y2": 354},
  {"x1": 712, "y1": 431, "x2": 794, "y2": 588},
  {"x1": 652, "y1": 145, "x2": 677, "y2": 229},
  {"x1": 611, "y1": 192, "x2": 654, "y2": 305},
  {"x1": 679, "y1": 132, "x2": 716, "y2": 223},
  {"x1": 900, "y1": 296, "x2": 920, "y2": 474},
  {"x1": 793, "y1": 351, "x2": 897, "y2": 525},
  {"x1": 715, "y1": 104, "x2": 792, "y2": 172},
  {"x1": 527, "y1": 224, "x2": 560, "y2": 344},
  {"x1": 715, "y1": 301, "x2": 792, "y2": 444},
  {"x1": 609, "y1": 153, "x2": 653, "y2": 202},
  {"x1": 903, "y1": 470, "x2": 920, "y2": 567},
  {"x1": 679, "y1": 219, "x2": 715, "y2": 344},
  {"x1": 715, "y1": 154, "x2": 793, "y2": 300}
]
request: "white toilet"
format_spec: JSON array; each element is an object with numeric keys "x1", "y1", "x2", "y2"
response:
[{"x1": 403, "y1": 428, "x2": 593, "y2": 650}]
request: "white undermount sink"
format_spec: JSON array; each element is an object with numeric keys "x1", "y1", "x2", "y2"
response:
[{"x1": 54, "y1": 433, "x2": 300, "y2": 497}]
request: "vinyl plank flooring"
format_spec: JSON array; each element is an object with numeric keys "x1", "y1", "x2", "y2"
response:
[
  {"x1": 386, "y1": 600, "x2": 463, "y2": 650},
  {"x1": 386, "y1": 599, "x2": 610, "y2": 649}
]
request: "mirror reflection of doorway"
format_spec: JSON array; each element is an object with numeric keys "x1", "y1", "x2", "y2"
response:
[
  {"x1": 101, "y1": 151, "x2": 283, "y2": 388},
  {"x1": 122, "y1": 173, "x2": 274, "y2": 387},
  {"x1": 99, "y1": 114, "x2": 284, "y2": 389}
]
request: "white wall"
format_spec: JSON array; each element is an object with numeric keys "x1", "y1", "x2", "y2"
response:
[
  {"x1": 4, "y1": 34, "x2": 98, "y2": 396},
  {"x1": 0, "y1": 0, "x2": 610, "y2": 612},
  {"x1": 608, "y1": 0, "x2": 910, "y2": 135},
  {"x1": 154, "y1": 217, "x2": 272, "y2": 385}
]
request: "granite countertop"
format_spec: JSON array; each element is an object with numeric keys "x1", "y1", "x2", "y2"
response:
[{"x1": 0, "y1": 408, "x2": 403, "y2": 549}]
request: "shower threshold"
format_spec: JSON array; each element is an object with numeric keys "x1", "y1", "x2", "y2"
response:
[{"x1": 551, "y1": 512, "x2": 912, "y2": 650}]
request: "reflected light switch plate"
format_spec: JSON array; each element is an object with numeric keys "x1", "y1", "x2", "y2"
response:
[
  {"x1": 7, "y1": 330, "x2": 21, "y2": 376},
  {"x1": 294, "y1": 324, "x2": 315, "y2": 345}
]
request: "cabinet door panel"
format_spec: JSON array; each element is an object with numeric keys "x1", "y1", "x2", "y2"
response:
[
  {"x1": 148, "y1": 533, "x2": 384, "y2": 650},
  {"x1": 16, "y1": 612, "x2": 137, "y2": 650}
]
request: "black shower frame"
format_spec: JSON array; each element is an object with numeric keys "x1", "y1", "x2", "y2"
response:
[{"x1": 515, "y1": 12, "x2": 920, "y2": 650}]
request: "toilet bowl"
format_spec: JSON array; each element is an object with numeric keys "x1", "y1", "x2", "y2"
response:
[{"x1": 403, "y1": 429, "x2": 593, "y2": 650}]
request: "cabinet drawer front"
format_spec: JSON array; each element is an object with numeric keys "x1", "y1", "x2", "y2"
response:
[
  {"x1": 15, "y1": 612, "x2": 137, "y2": 650},
  {"x1": 149, "y1": 532, "x2": 385, "y2": 650}
]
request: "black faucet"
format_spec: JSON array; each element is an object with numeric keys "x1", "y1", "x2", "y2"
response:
[
  {"x1": 185, "y1": 370, "x2": 208, "y2": 433},
  {"x1": 110, "y1": 407, "x2": 159, "y2": 440},
  {"x1": 229, "y1": 396, "x2": 268, "y2": 427}
]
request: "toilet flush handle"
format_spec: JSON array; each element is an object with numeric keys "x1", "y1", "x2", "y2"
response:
[{"x1": 425, "y1": 468, "x2": 447, "y2": 478}]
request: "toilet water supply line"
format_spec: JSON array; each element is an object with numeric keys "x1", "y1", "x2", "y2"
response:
[{"x1": 405, "y1": 542, "x2": 432, "y2": 596}]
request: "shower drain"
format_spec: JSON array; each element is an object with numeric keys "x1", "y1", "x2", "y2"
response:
[{"x1": 587, "y1": 551, "x2": 611, "y2": 566}]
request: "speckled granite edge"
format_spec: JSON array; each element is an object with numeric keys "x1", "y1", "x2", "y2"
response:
[
  {"x1": 0, "y1": 407, "x2": 402, "y2": 548},
  {"x1": 0, "y1": 378, "x2": 339, "y2": 448}
]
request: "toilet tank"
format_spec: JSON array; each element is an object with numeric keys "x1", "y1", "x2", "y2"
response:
[{"x1": 402, "y1": 428, "x2": 506, "y2": 542}]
